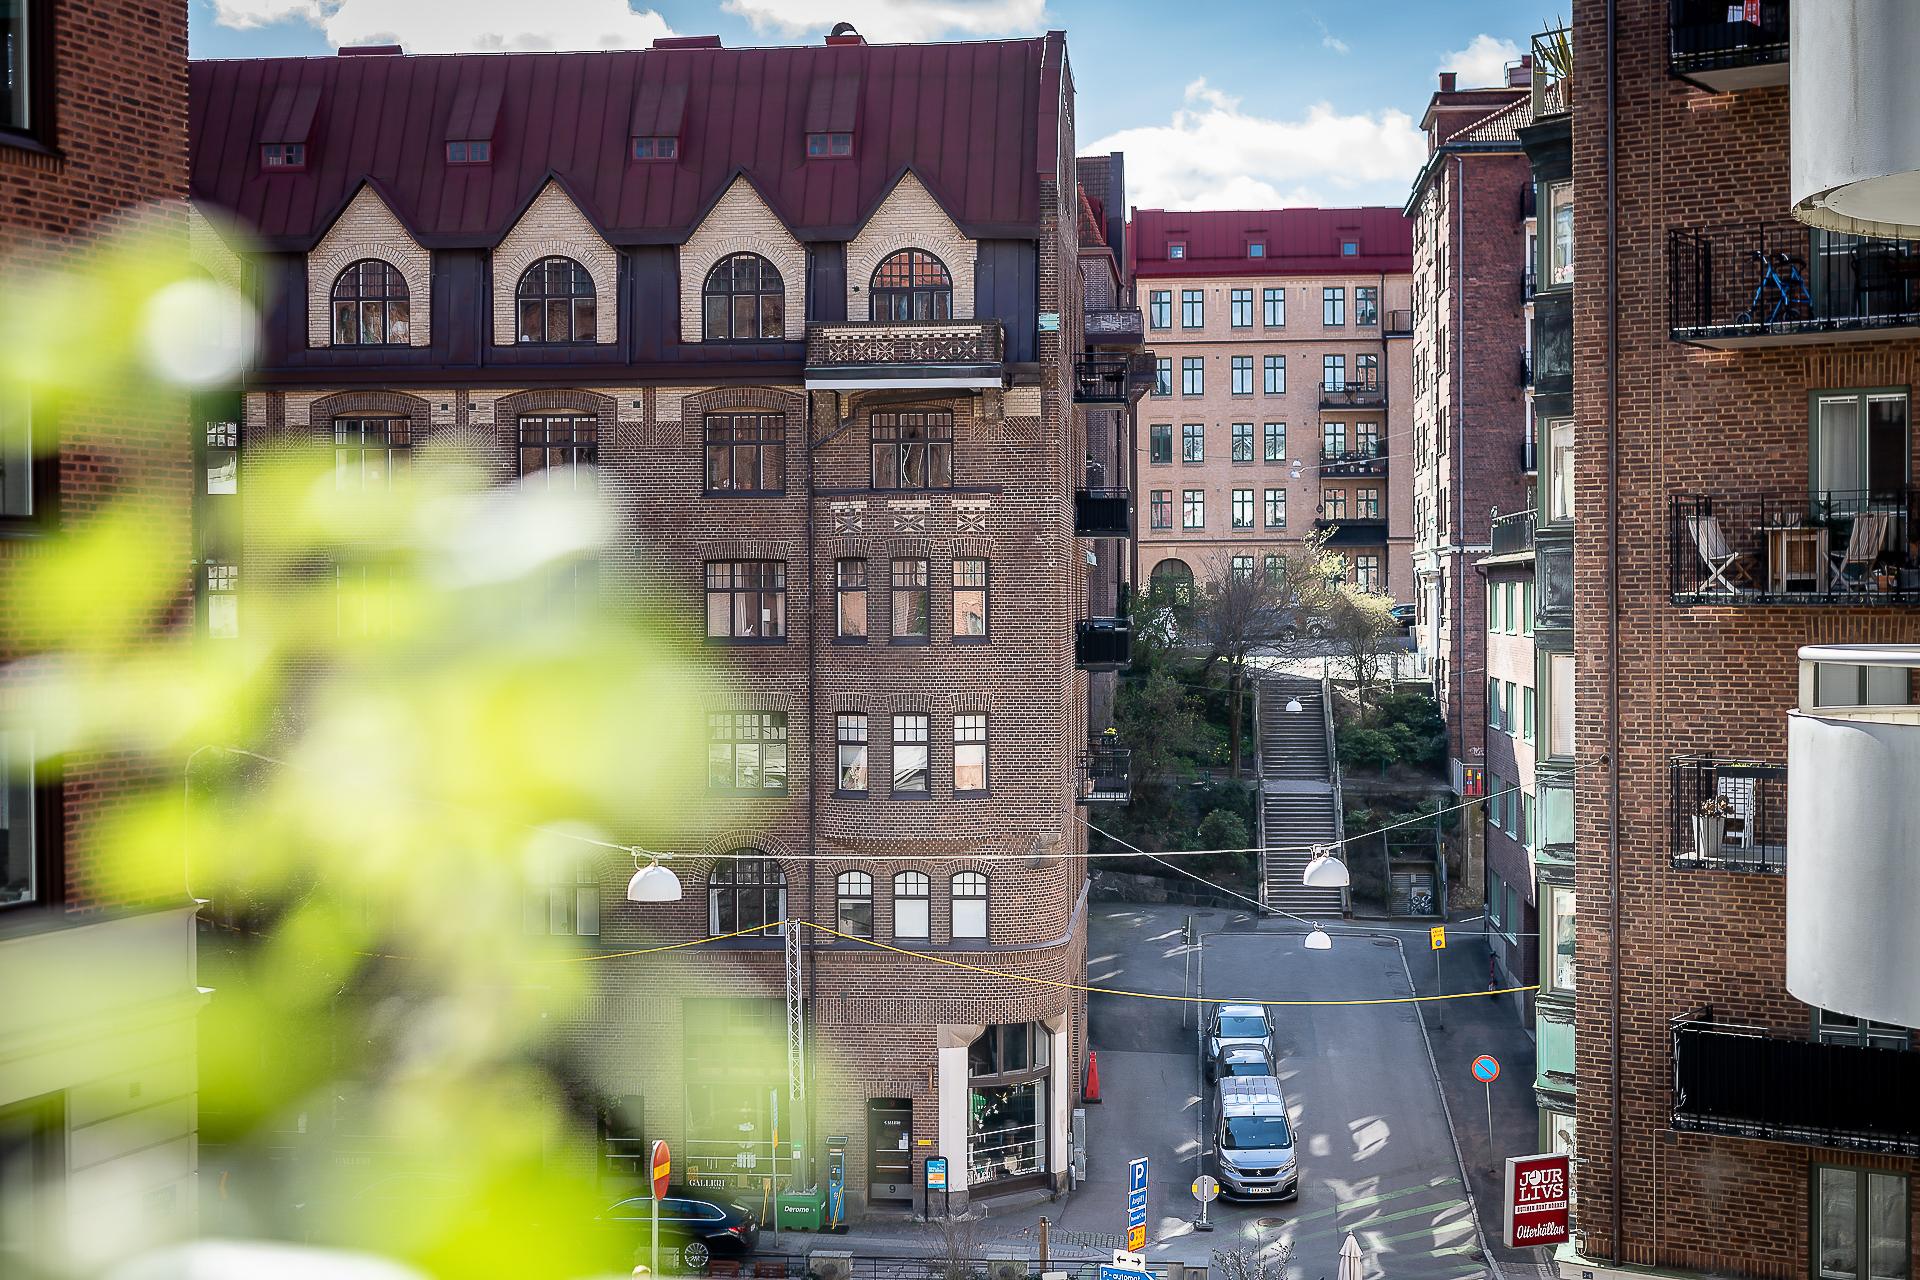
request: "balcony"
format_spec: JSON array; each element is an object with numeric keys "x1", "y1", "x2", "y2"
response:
[
  {"x1": 1671, "y1": 1012, "x2": 1920, "y2": 1156},
  {"x1": 1491, "y1": 508, "x2": 1536, "y2": 557},
  {"x1": 1085, "y1": 307, "x2": 1145, "y2": 348},
  {"x1": 1668, "y1": 221, "x2": 1920, "y2": 347},
  {"x1": 1319, "y1": 443, "x2": 1387, "y2": 478},
  {"x1": 1669, "y1": 0, "x2": 1789, "y2": 92},
  {"x1": 1077, "y1": 741, "x2": 1133, "y2": 804},
  {"x1": 1519, "y1": 347, "x2": 1532, "y2": 386},
  {"x1": 1312, "y1": 516, "x2": 1388, "y2": 547},
  {"x1": 1669, "y1": 490, "x2": 1920, "y2": 606},
  {"x1": 1318, "y1": 380, "x2": 1386, "y2": 411},
  {"x1": 1787, "y1": 643, "x2": 1920, "y2": 1029},
  {"x1": 1383, "y1": 309, "x2": 1413, "y2": 337},
  {"x1": 1522, "y1": 263, "x2": 1537, "y2": 302},
  {"x1": 1074, "y1": 488, "x2": 1132, "y2": 539},
  {"x1": 1075, "y1": 618, "x2": 1131, "y2": 670},
  {"x1": 1074, "y1": 352, "x2": 1158, "y2": 405},
  {"x1": 1670, "y1": 757, "x2": 1786, "y2": 872},
  {"x1": 1532, "y1": 292, "x2": 1571, "y2": 389},
  {"x1": 804, "y1": 320, "x2": 1004, "y2": 391}
]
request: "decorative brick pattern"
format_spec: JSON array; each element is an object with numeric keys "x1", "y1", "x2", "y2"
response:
[
  {"x1": 306, "y1": 185, "x2": 433, "y2": 348},
  {"x1": 677, "y1": 177, "x2": 808, "y2": 342},
  {"x1": 845, "y1": 172, "x2": 977, "y2": 321},
  {"x1": 491, "y1": 181, "x2": 619, "y2": 346}
]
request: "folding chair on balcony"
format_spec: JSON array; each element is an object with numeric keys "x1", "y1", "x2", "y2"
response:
[
  {"x1": 1828, "y1": 510, "x2": 1892, "y2": 593},
  {"x1": 1685, "y1": 513, "x2": 1754, "y2": 596}
]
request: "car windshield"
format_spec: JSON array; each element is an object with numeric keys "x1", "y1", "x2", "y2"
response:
[
  {"x1": 1224, "y1": 1054, "x2": 1271, "y2": 1076},
  {"x1": 1223, "y1": 1115, "x2": 1292, "y2": 1150},
  {"x1": 1219, "y1": 1016, "x2": 1268, "y2": 1037}
]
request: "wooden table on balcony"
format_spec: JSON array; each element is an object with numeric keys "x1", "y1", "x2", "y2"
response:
[{"x1": 1760, "y1": 523, "x2": 1829, "y2": 594}]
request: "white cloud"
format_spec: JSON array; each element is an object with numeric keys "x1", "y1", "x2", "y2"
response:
[
  {"x1": 210, "y1": 0, "x2": 676, "y2": 53},
  {"x1": 1313, "y1": 16, "x2": 1349, "y2": 55},
  {"x1": 1082, "y1": 78, "x2": 1425, "y2": 212},
  {"x1": 721, "y1": 0, "x2": 1047, "y2": 43},
  {"x1": 1438, "y1": 33, "x2": 1522, "y2": 89}
]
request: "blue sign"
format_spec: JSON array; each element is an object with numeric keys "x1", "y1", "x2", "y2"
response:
[
  {"x1": 1129, "y1": 1157, "x2": 1149, "y2": 1194},
  {"x1": 1101, "y1": 1268, "x2": 1152, "y2": 1280},
  {"x1": 1128, "y1": 1188, "x2": 1149, "y2": 1217},
  {"x1": 1472, "y1": 1055, "x2": 1501, "y2": 1084},
  {"x1": 926, "y1": 1157, "x2": 949, "y2": 1191}
]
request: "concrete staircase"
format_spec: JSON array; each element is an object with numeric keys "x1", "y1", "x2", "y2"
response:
[{"x1": 1256, "y1": 674, "x2": 1349, "y2": 919}]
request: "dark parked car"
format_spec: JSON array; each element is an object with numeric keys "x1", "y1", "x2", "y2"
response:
[
  {"x1": 603, "y1": 1188, "x2": 761, "y2": 1271},
  {"x1": 1389, "y1": 601, "x2": 1416, "y2": 630}
]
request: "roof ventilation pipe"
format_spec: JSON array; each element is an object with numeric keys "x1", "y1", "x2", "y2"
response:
[{"x1": 827, "y1": 22, "x2": 865, "y2": 45}]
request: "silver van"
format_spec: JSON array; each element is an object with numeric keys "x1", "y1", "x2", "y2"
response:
[{"x1": 1214, "y1": 1076, "x2": 1298, "y2": 1200}]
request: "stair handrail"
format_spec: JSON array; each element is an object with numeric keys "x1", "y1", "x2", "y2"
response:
[
  {"x1": 1254, "y1": 674, "x2": 1269, "y2": 913},
  {"x1": 1321, "y1": 666, "x2": 1352, "y2": 917}
]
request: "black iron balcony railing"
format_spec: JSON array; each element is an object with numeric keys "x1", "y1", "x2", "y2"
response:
[
  {"x1": 1383, "y1": 309, "x2": 1413, "y2": 336},
  {"x1": 805, "y1": 319, "x2": 1002, "y2": 369},
  {"x1": 1519, "y1": 347, "x2": 1532, "y2": 386},
  {"x1": 1670, "y1": 757, "x2": 1786, "y2": 872},
  {"x1": 1522, "y1": 263, "x2": 1537, "y2": 302},
  {"x1": 1669, "y1": 489, "x2": 1920, "y2": 606},
  {"x1": 1491, "y1": 508, "x2": 1536, "y2": 557},
  {"x1": 1669, "y1": 0, "x2": 1789, "y2": 90},
  {"x1": 1074, "y1": 488, "x2": 1132, "y2": 539},
  {"x1": 1531, "y1": 26, "x2": 1571, "y2": 120},
  {"x1": 1669, "y1": 221, "x2": 1920, "y2": 345},
  {"x1": 1319, "y1": 444, "x2": 1386, "y2": 478},
  {"x1": 1313, "y1": 515, "x2": 1387, "y2": 547},
  {"x1": 1075, "y1": 618, "x2": 1131, "y2": 670},
  {"x1": 1077, "y1": 741, "x2": 1132, "y2": 804},
  {"x1": 1672, "y1": 1010, "x2": 1920, "y2": 1156},
  {"x1": 1085, "y1": 308, "x2": 1145, "y2": 348},
  {"x1": 1319, "y1": 380, "x2": 1386, "y2": 410},
  {"x1": 1074, "y1": 355, "x2": 1130, "y2": 404}
]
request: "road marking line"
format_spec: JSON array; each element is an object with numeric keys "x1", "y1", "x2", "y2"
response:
[
  {"x1": 1367, "y1": 1217, "x2": 1477, "y2": 1248},
  {"x1": 1281, "y1": 1197, "x2": 1472, "y2": 1245}
]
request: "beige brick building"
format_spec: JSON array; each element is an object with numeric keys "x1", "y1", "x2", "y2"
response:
[{"x1": 1128, "y1": 208, "x2": 1414, "y2": 603}]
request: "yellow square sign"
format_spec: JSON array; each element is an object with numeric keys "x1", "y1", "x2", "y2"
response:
[
  {"x1": 1430, "y1": 926, "x2": 1447, "y2": 950},
  {"x1": 1127, "y1": 1225, "x2": 1147, "y2": 1251}
]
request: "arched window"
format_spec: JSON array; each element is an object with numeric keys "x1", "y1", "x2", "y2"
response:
[
  {"x1": 331, "y1": 259, "x2": 410, "y2": 346},
  {"x1": 836, "y1": 870, "x2": 873, "y2": 939},
  {"x1": 703, "y1": 253, "x2": 785, "y2": 341},
  {"x1": 1150, "y1": 558, "x2": 1195, "y2": 607},
  {"x1": 708, "y1": 853, "x2": 786, "y2": 936},
  {"x1": 516, "y1": 256, "x2": 596, "y2": 344},
  {"x1": 870, "y1": 249, "x2": 952, "y2": 322},
  {"x1": 951, "y1": 870, "x2": 988, "y2": 939},
  {"x1": 893, "y1": 871, "x2": 930, "y2": 939}
]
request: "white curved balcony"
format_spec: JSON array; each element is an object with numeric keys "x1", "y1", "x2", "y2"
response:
[
  {"x1": 1785, "y1": 644, "x2": 1920, "y2": 1028},
  {"x1": 1791, "y1": 2, "x2": 1920, "y2": 239}
]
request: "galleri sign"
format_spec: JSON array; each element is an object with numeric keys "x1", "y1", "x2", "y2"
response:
[{"x1": 1504, "y1": 1153, "x2": 1572, "y2": 1248}]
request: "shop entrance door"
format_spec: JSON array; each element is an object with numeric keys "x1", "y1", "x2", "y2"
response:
[{"x1": 867, "y1": 1099, "x2": 913, "y2": 1203}]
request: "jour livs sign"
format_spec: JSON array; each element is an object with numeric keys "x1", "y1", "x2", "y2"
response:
[{"x1": 1504, "y1": 1153, "x2": 1571, "y2": 1248}]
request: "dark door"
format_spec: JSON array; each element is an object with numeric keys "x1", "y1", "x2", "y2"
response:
[{"x1": 867, "y1": 1098, "x2": 912, "y2": 1202}]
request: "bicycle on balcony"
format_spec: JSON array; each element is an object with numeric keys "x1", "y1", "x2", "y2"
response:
[{"x1": 1736, "y1": 249, "x2": 1812, "y2": 326}]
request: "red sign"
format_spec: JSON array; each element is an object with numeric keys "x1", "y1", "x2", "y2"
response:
[
  {"x1": 1504, "y1": 1153, "x2": 1571, "y2": 1248},
  {"x1": 651, "y1": 1140, "x2": 672, "y2": 1200}
]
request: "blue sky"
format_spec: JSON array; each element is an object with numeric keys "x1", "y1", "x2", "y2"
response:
[{"x1": 189, "y1": 0, "x2": 1548, "y2": 209}]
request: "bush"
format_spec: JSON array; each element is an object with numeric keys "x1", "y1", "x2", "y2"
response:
[
  {"x1": 1197, "y1": 807, "x2": 1249, "y2": 852},
  {"x1": 1337, "y1": 688, "x2": 1448, "y2": 774}
]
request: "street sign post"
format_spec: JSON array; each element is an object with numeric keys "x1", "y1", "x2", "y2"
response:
[
  {"x1": 1126, "y1": 1157, "x2": 1149, "y2": 1252},
  {"x1": 926, "y1": 1156, "x2": 949, "y2": 1222},
  {"x1": 1472, "y1": 1056, "x2": 1501, "y2": 1161},
  {"x1": 1102, "y1": 1247, "x2": 1151, "y2": 1280},
  {"x1": 1191, "y1": 1174, "x2": 1219, "y2": 1233},
  {"x1": 1504, "y1": 1153, "x2": 1572, "y2": 1248},
  {"x1": 1430, "y1": 926, "x2": 1447, "y2": 949},
  {"x1": 1429, "y1": 926, "x2": 1448, "y2": 1028},
  {"x1": 649, "y1": 1140, "x2": 671, "y2": 1279}
]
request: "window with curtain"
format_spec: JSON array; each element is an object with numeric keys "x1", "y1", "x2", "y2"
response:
[
  {"x1": 702, "y1": 253, "x2": 784, "y2": 340},
  {"x1": 954, "y1": 714, "x2": 987, "y2": 793},
  {"x1": 892, "y1": 715, "x2": 929, "y2": 794},
  {"x1": 951, "y1": 870, "x2": 988, "y2": 939},
  {"x1": 836, "y1": 870, "x2": 873, "y2": 938},
  {"x1": 836, "y1": 715, "x2": 868, "y2": 792},
  {"x1": 893, "y1": 871, "x2": 930, "y2": 939},
  {"x1": 708, "y1": 854, "x2": 786, "y2": 934},
  {"x1": 516, "y1": 256, "x2": 595, "y2": 343},
  {"x1": 331, "y1": 259, "x2": 410, "y2": 345}
]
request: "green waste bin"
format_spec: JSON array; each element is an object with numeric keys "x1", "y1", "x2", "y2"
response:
[{"x1": 776, "y1": 1188, "x2": 825, "y2": 1231}]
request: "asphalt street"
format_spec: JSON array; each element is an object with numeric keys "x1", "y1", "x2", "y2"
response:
[{"x1": 1050, "y1": 904, "x2": 1489, "y2": 1280}]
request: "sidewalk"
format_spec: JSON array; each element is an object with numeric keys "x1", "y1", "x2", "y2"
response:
[{"x1": 1396, "y1": 915, "x2": 1558, "y2": 1280}]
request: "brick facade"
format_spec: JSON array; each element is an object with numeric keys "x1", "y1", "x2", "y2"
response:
[
  {"x1": 1568, "y1": 2, "x2": 1920, "y2": 1274},
  {"x1": 306, "y1": 185, "x2": 434, "y2": 348},
  {"x1": 491, "y1": 181, "x2": 621, "y2": 346}
]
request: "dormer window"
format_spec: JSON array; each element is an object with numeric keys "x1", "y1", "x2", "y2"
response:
[
  {"x1": 1341, "y1": 239, "x2": 1360, "y2": 256},
  {"x1": 1168, "y1": 243, "x2": 1187, "y2": 260},
  {"x1": 447, "y1": 140, "x2": 490, "y2": 164},
  {"x1": 633, "y1": 135, "x2": 678, "y2": 161},
  {"x1": 262, "y1": 142, "x2": 305, "y2": 169},
  {"x1": 806, "y1": 131, "x2": 853, "y2": 158},
  {"x1": 1248, "y1": 242, "x2": 1265, "y2": 258}
]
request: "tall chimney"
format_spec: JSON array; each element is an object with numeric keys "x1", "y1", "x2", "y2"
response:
[{"x1": 1438, "y1": 71, "x2": 1457, "y2": 92}]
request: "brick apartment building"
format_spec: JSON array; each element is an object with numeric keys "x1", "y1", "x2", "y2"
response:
[
  {"x1": 1406, "y1": 65, "x2": 1537, "y2": 843},
  {"x1": 188, "y1": 30, "x2": 1143, "y2": 1214},
  {"x1": 1562, "y1": 3, "x2": 1920, "y2": 1278},
  {"x1": 0, "y1": 0, "x2": 204, "y2": 1263},
  {"x1": 1127, "y1": 208, "x2": 1414, "y2": 602}
]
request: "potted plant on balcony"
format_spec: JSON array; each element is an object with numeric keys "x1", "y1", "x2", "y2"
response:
[{"x1": 1692, "y1": 793, "x2": 1734, "y2": 860}]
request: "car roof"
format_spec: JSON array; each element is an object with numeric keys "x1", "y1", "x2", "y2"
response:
[
  {"x1": 1218, "y1": 1076, "x2": 1289, "y2": 1114},
  {"x1": 1218, "y1": 1003, "x2": 1269, "y2": 1018},
  {"x1": 1223, "y1": 1044, "x2": 1272, "y2": 1059}
]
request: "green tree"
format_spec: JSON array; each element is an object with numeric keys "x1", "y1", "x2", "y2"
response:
[{"x1": 1114, "y1": 668, "x2": 1204, "y2": 789}]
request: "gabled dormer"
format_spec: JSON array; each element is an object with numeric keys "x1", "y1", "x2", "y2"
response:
[
  {"x1": 307, "y1": 184, "x2": 431, "y2": 348},
  {"x1": 491, "y1": 180, "x2": 619, "y2": 347}
]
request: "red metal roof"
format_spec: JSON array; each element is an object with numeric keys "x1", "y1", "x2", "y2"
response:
[
  {"x1": 1129, "y1": 207, "x2": 1412, "y2": 278},
  {"x1": 190, "y1": 35, "x2": 1065, "y2": 250}
]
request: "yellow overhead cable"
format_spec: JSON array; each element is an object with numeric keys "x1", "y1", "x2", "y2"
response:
[{"x1": 549, "y1": 919, "x2": 1540, "y2": 1008}]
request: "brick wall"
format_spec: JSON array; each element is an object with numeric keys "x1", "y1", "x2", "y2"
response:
[{"x1": 1569, "y1": 0, "x2": 1920, "y2": 1270}]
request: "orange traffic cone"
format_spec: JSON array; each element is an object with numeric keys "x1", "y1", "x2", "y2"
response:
[{"x1": 1084, "y1": 1050, "x2": 1103, "y2": 1103}]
